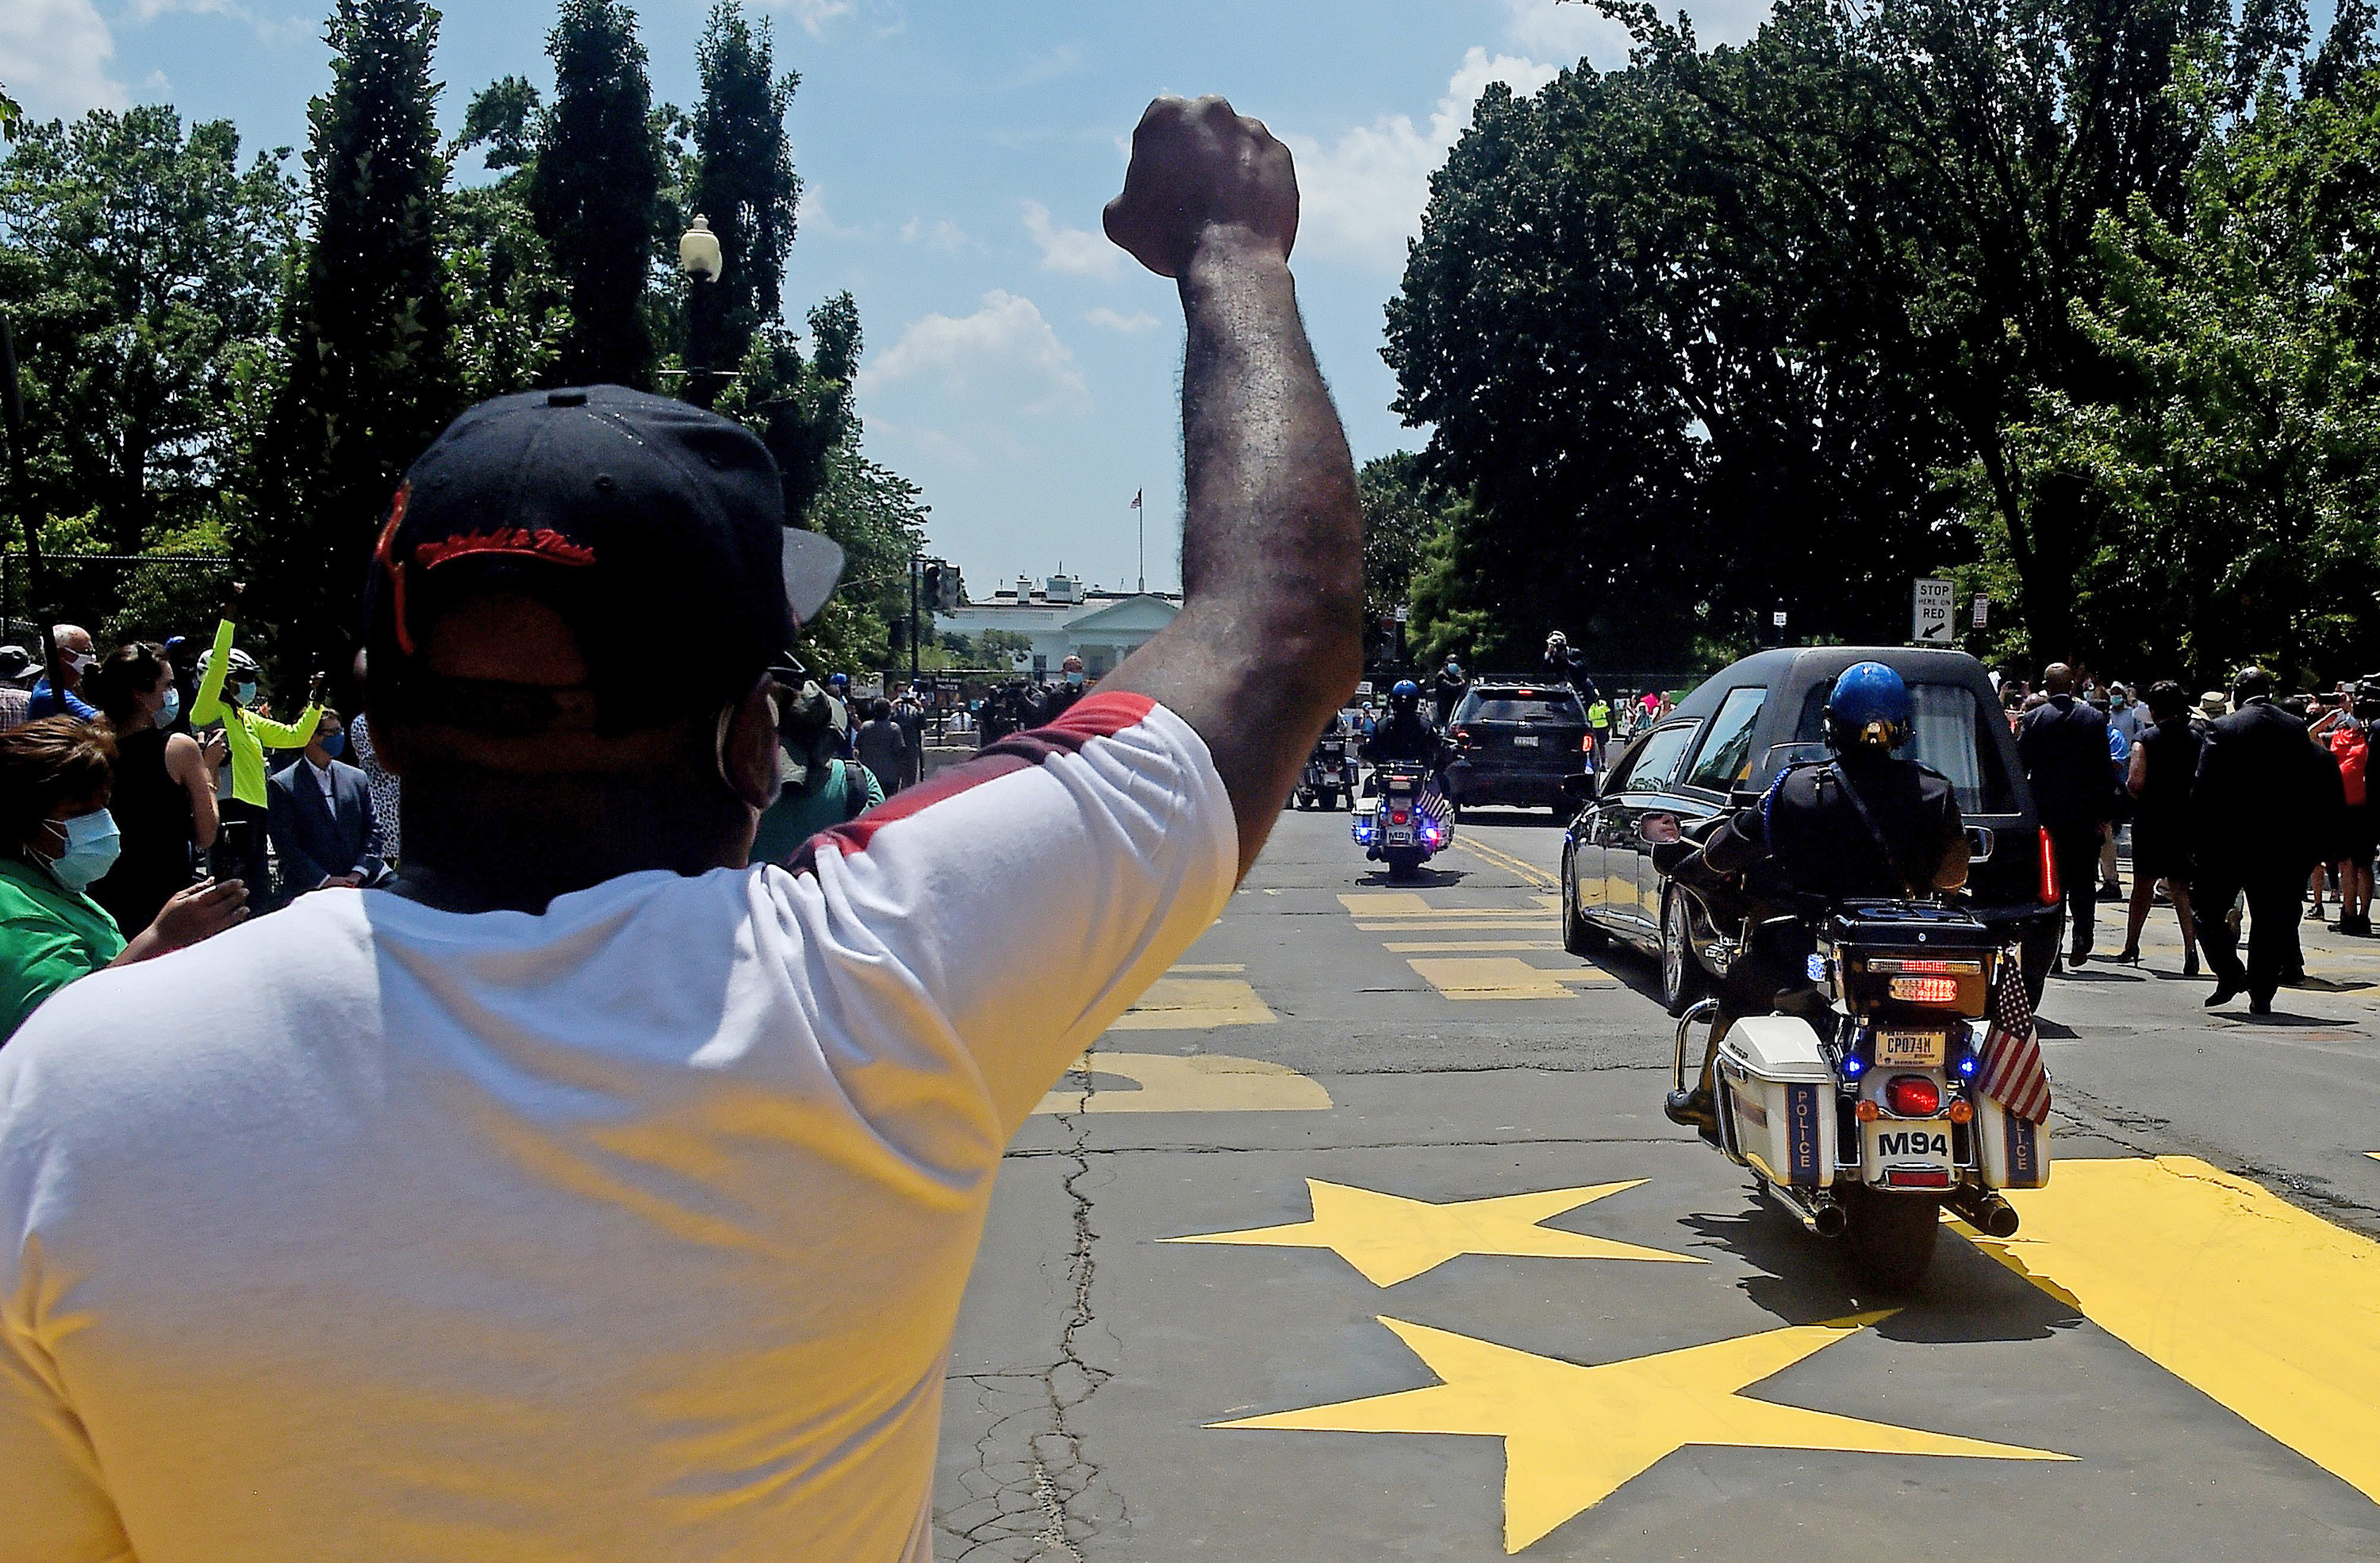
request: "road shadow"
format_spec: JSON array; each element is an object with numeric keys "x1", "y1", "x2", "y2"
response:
[
  {"x1": 1351, "y1": 866, "x2": 1468, "y2": 889},
  {"x1": 1679, "y1": 1195, "x2": 2081, "y2": 1344}
]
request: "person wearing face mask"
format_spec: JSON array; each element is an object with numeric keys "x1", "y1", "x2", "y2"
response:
[
  {"x1": 0, "y1": 717, "x2": 248, "y2": 1043},
  {"x1": 265, "y1": 708, "x2": 390, "y2": 904},
  {"x1": 1037, "y1": 654, "x2": 1090, "y2": 725},
  {"x1": 191, "y1": 619, "x2": 323, "y2": 897},
  {"x1": 84, "y1": 643, "x2": 224, "y2": 938},
  {"x1": 25, "y1": 624, "x2": 101, "y2": 723}
]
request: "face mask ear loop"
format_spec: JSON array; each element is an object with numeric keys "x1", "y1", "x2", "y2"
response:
[{"x1": 718, "y1": 700, "x2": 784, "y2": 811}]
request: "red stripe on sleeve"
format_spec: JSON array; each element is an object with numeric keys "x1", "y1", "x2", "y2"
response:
[{"x1": 786, "y1": 692, "x2": 1160, "y2": 873}]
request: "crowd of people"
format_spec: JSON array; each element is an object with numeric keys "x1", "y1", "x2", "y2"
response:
[{"x1": 2010, "y1": 660, "x2": 2371, "y2": 1014}]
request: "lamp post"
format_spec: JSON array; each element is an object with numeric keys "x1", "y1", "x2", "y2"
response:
[{"x1": 678, "y1": 214, "x2": 722, "y2": 405}]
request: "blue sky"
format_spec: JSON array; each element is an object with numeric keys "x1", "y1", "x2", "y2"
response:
[{"x1": 3, "y1": 0, "x2": 1769, "y2": 594}]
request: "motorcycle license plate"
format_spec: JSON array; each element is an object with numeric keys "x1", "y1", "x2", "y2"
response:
[
  {"x1": 1512, "y1": 735, "x2": 1541, "y2": 747},
  {"x1": 1864, "y1": 1119, "x2": 1953, "y2": 1169},
  {"x1": 1873, "y1": 1030, "x2": 1947, "y2": 1068},
  {"x1": 1386, "y1": 827, "x2": 1415, "y2": 846}
]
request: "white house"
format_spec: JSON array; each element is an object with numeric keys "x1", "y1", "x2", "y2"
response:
[{"x1": 935, "y1": 572, "x2": 1181, "y2": 679}]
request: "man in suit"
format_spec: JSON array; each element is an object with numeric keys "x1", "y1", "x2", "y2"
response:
[
  {"x1": 2192, "y1": 666, "x2": 2343, "y2": 1013},
  {"x1": 2017, "y1": 662, "x2": 2115, "y2": 966},
  {"x1": 265, "y1": 708, "x2": 387, "y2": 905}
]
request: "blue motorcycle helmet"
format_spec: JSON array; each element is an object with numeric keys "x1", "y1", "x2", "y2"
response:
[
  {"x1": 1825, "y1": 662, "x2": 1913, "y2": 752},
  {"x1": 1390, "y1": 679, "x2": 1422, "y2": 715}
]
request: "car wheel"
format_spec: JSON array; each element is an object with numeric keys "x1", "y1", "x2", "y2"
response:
[
  {"x1": 1663, "y1": 889, "x2": 1710, "y2": 1016},
  {"x1": 1561, "y1": 851, "x2": 1603, "y2": 955}
]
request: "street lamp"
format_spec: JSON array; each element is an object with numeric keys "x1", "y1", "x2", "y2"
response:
[{"x1": 678, "y1": 215, "x2": 722, "y2": 403}]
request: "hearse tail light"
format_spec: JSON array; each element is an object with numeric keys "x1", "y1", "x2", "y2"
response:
[{"x1": 2039, "y1": 828, "x2": 2060, "y2": 905}]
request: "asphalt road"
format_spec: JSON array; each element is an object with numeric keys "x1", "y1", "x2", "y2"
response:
[{"x1": 935, "y1": 807, "x2": 2380, "y2": 1561}]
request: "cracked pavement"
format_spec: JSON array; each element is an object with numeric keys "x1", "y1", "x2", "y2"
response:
[{"x1": 935, "y1": 809, "x2": 2380, "y2": 1560}]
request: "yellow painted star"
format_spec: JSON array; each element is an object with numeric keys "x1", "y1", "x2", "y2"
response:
[
  {"x1": 1217, "y1": 1313, "x2": 2072, "y2": 1554},
  {"x1": 1162, "y1": 1178, "x2": 1699, "y2": 1286}
]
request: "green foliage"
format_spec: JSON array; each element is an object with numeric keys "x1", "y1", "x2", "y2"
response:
[
  {"x1": 248, "y1": 0, "x2": 460, "y2": 685},
  {"x1": 685, "y1": 1, "x2": 800, "y2": 396},
  {"x1": 1398, "y1": 0, "x2": 2346, "y2": 672},
  {"x1": 457, "y1": 75, "x2": 542, "y2": 172},
  {"x1": 717, "y1": 292, "x2": 859, "y2": 524},
  {"x1": 0, "y1": 85, "x2": 21, "y2": 144},
  {"x1": 0, "y1": 108, "x2": 297, "y2": 554},
  {"x1": 2013, "y1": 75, "x2": 2380, "y2": 685},
  {"x1": 532, "y1": 0, "x2": 661, "y2": 389},
  {"x1": 792, "y1": 441, "x2": 929, "y2": 677},
  {"x1": 1356, "y1": 451, "x2": 1439, "y2": 623}
]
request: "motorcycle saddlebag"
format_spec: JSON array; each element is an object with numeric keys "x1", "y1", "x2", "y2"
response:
[
  {"x1": 1714, "y1": 1016, "x2": 1838, "y2": 1190},
  {"x1": 1975, "y1": 1093, "x2": 2051, "y2": 1190}
]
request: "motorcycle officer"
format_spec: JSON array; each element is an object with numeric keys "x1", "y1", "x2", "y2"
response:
[
  {"x1": 1362, "y1": 679, "x2": 1441, "y2": 769},
  {"x1": 1664, "y1": 662, "x2": 1970, "y2": 1133}
]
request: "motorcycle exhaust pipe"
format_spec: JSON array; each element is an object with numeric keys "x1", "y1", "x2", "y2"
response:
[
  {"x1": 1945, "y1": 1187, "x2": 2021, "y2": 1239},
  {"x1": 1763, "y1": 1181, "x2": 1848, "y2": 1239}
]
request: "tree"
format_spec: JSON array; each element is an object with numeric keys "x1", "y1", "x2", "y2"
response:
[
  {"x1": 795, "y1": 442, "x2": 927, "y2": 676},
  {"x1": 0, "y1": 108, "x2": 297, "y2": 554},
  {"x1": 2013, "y1": 71, "x2": 2380, "y2": 684},
  {"x1": 532, "y1": 0, "x2": 662, "y2": 389},
  {"x1": 446, "y1": 76, "x2": 566, "y2": 404},
  {"x1": 248, "y1": 0, "x2": 457, "y2": 683},
  {"x1": 685, "y1": 1, "x2": 799, "y2": 401}
]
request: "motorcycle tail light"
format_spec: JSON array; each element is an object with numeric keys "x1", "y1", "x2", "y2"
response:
[
  {"x1": 1887, "y1": 977, "x2": 1960, "y2": 1004},
  {"x1": 2039, "y1": 827, "x2": 2060, "y2": 905},
  {"x1": 1884, "y1": 1075, "x2": 1941, "y2": 1117},
  {"x1": 1391, "y1": 808, "x2": 1410, "y2": 824}
]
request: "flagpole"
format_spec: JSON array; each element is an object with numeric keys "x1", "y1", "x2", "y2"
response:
[{"x1": 1135, "y1": 490, "x2": 1146, "y2": 595}]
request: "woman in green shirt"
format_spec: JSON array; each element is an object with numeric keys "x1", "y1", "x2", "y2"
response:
[{"x1": 0, "y1": 718, "x2": 252, "y2": 1044}]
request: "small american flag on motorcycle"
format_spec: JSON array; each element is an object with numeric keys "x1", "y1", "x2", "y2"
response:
[{"x1": 1978, "y1": 965, "x2": 2052, "y2": 1123}]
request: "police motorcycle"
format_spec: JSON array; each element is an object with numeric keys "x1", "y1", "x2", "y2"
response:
[
  {"x1": 1650, "y1": 666, "x2": 2049, "y2": 1291},
  {"x1": 1353, "y1": 681, "x2": 1453, "y2": 878},
  {"x1": 1298, "y1": 724, "x2": 1359, "y2": 811}
]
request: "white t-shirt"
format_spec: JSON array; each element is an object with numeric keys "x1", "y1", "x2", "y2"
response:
[{"x1": 0, "y1": 693, "x2": 1234, "y2": 1563}]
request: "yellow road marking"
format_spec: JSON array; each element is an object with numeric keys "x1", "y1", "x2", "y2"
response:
[
  {"x1": 1105, "y1": 977, "x2": 1278, "y2": 1031},
  {"x1": 1217, "y1": 1312, "x2": 2068, "y2": 1554},
  {"x1": 1169, "y1": 962, "x2": 1246, "y2": 974},
  {"x1": 1166, "y1": 1179, "x2": 1699, "y2": 1286},
  {"x1": 1969, "y1": 1156, "x2": 2380, "y2": 1503},
  {"x1": 1033, "y1": 1051, "x2": 1330, "y2": 1116},
  {"x1": 1340, "y1": 892, "x2": 1438, "y2": 916},
  {"x1": 1384, "y1": 939, "x2": 1562, "y2": 953},
  {"x1": 1450, "y1": 836, "x2": 1560, "y2": 890},
  {"x1": 1359, "y1": 920, "x2": 1561, "y2": 933},
  {"x1": 1409, "y1": 957, "x2": 1580, "y2": 1000}
]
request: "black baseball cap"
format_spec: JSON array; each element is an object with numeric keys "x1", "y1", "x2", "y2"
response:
[{"x1": 364, "y1": 386, "x2": 844, "y2": 735}]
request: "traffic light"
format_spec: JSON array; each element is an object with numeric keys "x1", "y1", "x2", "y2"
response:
[
  {"x1": 921, "y1": 562, "x2": 943, "y2": 613},
  {"x1": 937, "y1": 563, "x2": 962, "y2": 613}
]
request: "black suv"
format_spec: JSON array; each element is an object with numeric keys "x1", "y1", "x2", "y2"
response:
[
  {"x1": 1558, "y1": 647, "x2": 2063, "y2": 1010},
  {"x1": 1444, "y1": 682, "x2": 1593, "y2": 812}
]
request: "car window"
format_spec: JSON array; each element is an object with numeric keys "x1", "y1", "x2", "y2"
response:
[
  {"x1": 1611, "y1": 723, "x2": 1697, "y2": 795},
  {"x1": 1792, "y1": 682, "x2": 2019, "y2": 815},
  {"x1": 1679, "y1": 687, "x2": 1767, "y2": 794},
  {"x1": 1458, "y1": 695, "x2": 1586, "y2": 724}
]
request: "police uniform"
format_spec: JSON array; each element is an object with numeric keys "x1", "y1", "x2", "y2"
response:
[{"x1": 1677, "y1": 752, "x2": 1967, "y2": 1113}]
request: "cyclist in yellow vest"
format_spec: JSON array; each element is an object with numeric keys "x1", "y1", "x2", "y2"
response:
[{"x1": 190, "y1": 620, "x2": 322, "y2": 808}]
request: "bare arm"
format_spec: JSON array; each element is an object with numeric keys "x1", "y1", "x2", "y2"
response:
[
  {"x1": 2126, "y1": 741, "x2": 2148, "y2": 798},
  {"x1": 164, "y1": 732, "x2": 221, "y2": 849},
  {"x1": 1097, "y1": 97, "x2": 1364, "y2": 878}
]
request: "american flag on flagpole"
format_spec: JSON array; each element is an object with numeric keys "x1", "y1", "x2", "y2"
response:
[
  {"x1": 1130, "y1": 490, "x2": 1143, "y2": 510},
  {"x1": 1979, "y1": 963, "x2": 2052, "y2": 1123}
]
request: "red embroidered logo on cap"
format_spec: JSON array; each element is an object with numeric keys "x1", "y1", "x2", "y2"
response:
[{"x1": 414, "y1": 528, "x2": 598, "y2": 570}]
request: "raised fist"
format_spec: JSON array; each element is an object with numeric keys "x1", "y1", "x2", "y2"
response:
[{"x1": 1104, "y1": 96, "x2": 1298, "y2": 278}]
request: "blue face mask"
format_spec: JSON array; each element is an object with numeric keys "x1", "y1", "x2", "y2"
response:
[
  {"x1": 233, "y1": 680, "x2": 258, "y2": 707},
  {"x1": 158, "y1": 688, "x2": 181, "y2": 726},
  {"x1": 319, "y1": 732, "x2": 346, "y2": 760},
  {"x1": 40, "y1": 808, "x2": 121, "y2": 893}
]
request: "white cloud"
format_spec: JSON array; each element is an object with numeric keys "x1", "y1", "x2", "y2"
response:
[
  {"x1": 129, "y1": 0, "x2": 244, "y2": 19},
  {"x1": 0, "y1": 0, "x2": 125, "y2": 118},
  {"x1": 1086, "y1": 307, "x2": 1161, "y2": 335},
  {"x1": 871, "y1": 290, "x2": 1088, "y2": 411},
  {"x1": 1497, "y1": 0, "x2": 1635, "y2": 62},
  {"x1": 1284, "y1": 47, "x2": 1561, "y2": 272},
  {"x1": 797, "y1": 184, "x2": 879, "y2": 241},
  {"x1": 1022, "y1": 198, "x2": 1121, "y2": 279},
  {"x1": 900, "y1": 216, "x2": 973, "y2": 252},
  {"x1": 779, "y1": 0, "x2": 854, "y2": 36}
]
